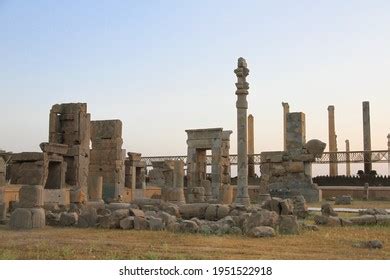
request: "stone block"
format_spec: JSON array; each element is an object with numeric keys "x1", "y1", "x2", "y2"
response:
[
  {"x1": 84, "y1": 201, "x2": 105, "y2": 210},
  {"x1": 286, "y1": 162, "x2": 304, "y2": 173},
  {"x1": 111, "y1": 209, "x2": 129, "y2": 228},
  {"x1": 90, "y1": 120, "x2": 122, "y2": 139},
  {"x1": 19, "y1": 185, "x2": 43, "y2": 208},
  {"x1": 278, "y1": 215, "x2": 299, "y2": 235},
  {"x1": 149, "y1": 216, "x2": 164, "y2": 231},
  {"x1": 160, "y1": 202, "x2": 180, "y2": 217},
  {"x1": 161, "y1": 187, "x2": 185, "y2": 203},
  {"x1": 286, "y1": 112, "x2": 305, "y2": 151},
  {"x1": 59, "y1": 212, "x2": 78, "y2": 226},
  {"x1": 179, "y1": 220, "x2": 199, "y2": 233},
  {"x1": 44, "y1": 189, "x2": 70, "y2": 206},
  {"x1": 31, "y1": 208, "x2": 45, "y2": 228},
  {"x1": 205, "y1": 204, "x2": 230, "y2": 221},
  {"x1": 247, "y1": 226, "x2": 276, "y2": 238},
  {"x1": 39, "y1": 142, "x2": 68, "y2": 155},
  {"x1": 10, "y1": 208, "x2": 32, "y2": 229},
  {"x1": 129, "y1": 208, "x2": 145, "y2": 219},
  {"x1": 219, "y1": 184, "x2": 233, "y2": 204},
  {"x1": 46, "y1": 211, "x2": 60, "y2": 226},
  {"x1": 187, "y1": 187, "x2": 205, "y2": 203},
  {"x1": 10, "y1": 162, "x2": 45, "y2": 185},
  {"x1": 335, "y1": 195, "x2": 352, "y2": 205},
  {"x1": 280, "y1": 199, "x2": 294, "y2": 215},
  {"x1": 262, "y1": 197, "x2": 283, "y2": 214},
  {"x1": 270, "y1": 164, "x2": 286, "y2": 176},
  {"x1": 97, "y1": 214, "x2": 115, "y2": 229},
  {"x1": 314, "y1": 215, "x2": 341, "y2": 226},
  {"x1": 179, "y1": 203, "x2": 209, "y2": 219},
  {"x1": 359, "y1": 208, "x2": 388, "y2": 216},
  {"x1": 350, "y1": 215, "x2": 376, "y2": 225},
  {"x1": 375, "y1": 215, "x2": 390, "y2": 226},
  {"x1": 0, "y1": 202, "x2": 6, "y2": 221},
  {"x1": 120, "y1": 216, "x2": 135, "y2": 229},
  {"x1": 90, "y1": 149, "x2": 123, "y2": 163},
  {"x1": 321, "y1": 202, "x2": 338, "y2": 217},
  {"x1": 132, "y1": 198, "x2": 161, "y2": 207},
  {"x1": 134, "y1": 216, "x2": 149, "y2": 230},
  {"x1": 77, "y1": 207, "x2": 98, "y2": 228},
  {"x1": 160, "y1": 211, "x2": 177, "y2": 226},
  {"x1": 128, "y1": 152, "x2": 142, "y2": 161},
  {"x1": 69, "y1": 189, "x2": 86, "y2": 204},
  {"x1": 243, "y1": 210, "x2": 279, "y2": 233},
  {"x1": 12, "y1": 152, "x2": 44, "y2": 162},
  {"x1": 91, "y1": 138, "x2": 123, "y2": 150},
  {"x1": 304, "y1": 139, "x2": 326, "y2": 157},
  {"x1": 88, "y1": 175, "x2": 103, "y2": 201},
  {"x1": 292, "y1": 195, "x2": 308, "y2": 219}
]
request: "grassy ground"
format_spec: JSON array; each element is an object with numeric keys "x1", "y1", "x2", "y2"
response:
[{"x1": 0, "y1": 224, "x2": 389, "y2": 260}]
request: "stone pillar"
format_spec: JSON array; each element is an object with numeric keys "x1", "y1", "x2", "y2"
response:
[
  {"x1": 9, "y1": 185, "x2": 45, "y2": 229},
  {"x1": 211, "y1": 140, "x2": 222, "y2": 200},
  {"x1": 327, "y1": 105, "x2": 338, "y2": 176},
  {"x1": 387, "y1": 134, "x2": 390, "y2": 176},
  {"x1": 88, "y1": 175, "x2": 103, "y2": 202},
  {"x1": 362, "y1": 101, "x2": 372, "y2": 174},
  {"x1": 247, "y1": 114, "x2": 255, "y2": 178},
  {"x1": 160, "y1": 160, "x2": 186, "y2": 203},
  {"x1": 0, "y1": 157, "x2": 5, "y2": 187},
  {"x1": 282, "y1": 102, "x2": 290, "y2": 151},
  {"x1": 345, "y1": 140, "x2": 351, "y2": 176},
  {"x1": 286, "y1": 113, "x2": 306, "y2": 151},
  {"x1": 234, "y1": 57, "x2": 250, "y2": 205}
]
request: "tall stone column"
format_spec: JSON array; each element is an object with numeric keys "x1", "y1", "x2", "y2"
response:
[
  {"x1": 328, "y1": 105, "x2": 338, "y2": 176},
  {"x1": 248, "y1": 114, "x2": 255, "y2": 178},
  {"x1": 362, "y1": 101, "x2": 372, "y2": 174},
  {"x1": 234, "y1": 57, "x2": 250, "y2": 205},
  {"x1": 387, "y1": 134, "x2": 390, "y2": 176},
  {"x1": 345, "y1": 140, "x2": 351, "y2": 176},
  {"x1": 282, "y1": 102, "x2": 289, "y2": 151}
]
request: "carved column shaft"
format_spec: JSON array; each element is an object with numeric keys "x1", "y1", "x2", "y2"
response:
[
  {"x1": 234, "y1": 57, "x2": 250, "y2": 205},
  {"x1": 328, "y1": 105, "x2": 338, "y2": 176},
  {"x1": 363, "y1": 101, "x2": 372, "y2": 174}
]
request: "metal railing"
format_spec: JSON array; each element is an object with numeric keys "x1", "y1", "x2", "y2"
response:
[{"x1": 141, "y1": 150, "x2": 389, "y2": 166}]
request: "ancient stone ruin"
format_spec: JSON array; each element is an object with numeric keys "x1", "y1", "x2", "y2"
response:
[
  {"x1": 90, "y1": 120, "x2": 125, "y2": 201},
  {"x1": 125, "y1": 152, "x2": 146, "y2": 200},
  {"x1": 1, "y1": 57, "x2": 388, "y2": 241},
  {"x1": 49, "y1": 103, "x2": 91, "y2": 195},
  {"x1": 149, "y1": 160, "x2": 185, "y2": 203},
  {"x1": 260, "y1": 112, "x2": 326, "y2": 202},
  {"x1": 185, "y1": 128, "x2": 232, "y2": 204}
]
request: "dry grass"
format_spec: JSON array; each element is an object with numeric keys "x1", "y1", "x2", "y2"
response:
[{"x1": 0, "y1": 224, "x2": 389, "y2": 260}]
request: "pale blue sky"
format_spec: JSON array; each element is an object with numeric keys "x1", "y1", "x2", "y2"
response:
[{"x1": 1, "y1": 1, "x2": 389, "y2": 175}]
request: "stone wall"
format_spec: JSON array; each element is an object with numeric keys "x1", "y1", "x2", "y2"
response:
[
  {"x1": 9, "y1": 153, "x2": 45, "y2": 185},
  {"x1": 49, "y1": 103, "x2": 91, "y2": 194},
  {"x1": 185, "y1": 128, "x2": 232, "y2": 203},
  {"x1": 125, "y1": 152, "x2": 146, "y2": 189},
  {"x1": 150, "y1": 160, "x2": 185, "y2": 203},
  {"x1": 260, "y1": 112, "x2": 326, "y2": 202},
  {"x1": 89, "y1": 120, "x2": 125, "y2": 201}
]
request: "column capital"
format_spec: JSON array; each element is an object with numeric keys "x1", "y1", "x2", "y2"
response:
[{"x1": 234, "y1": 57, "x2": 249, "y2": 96}]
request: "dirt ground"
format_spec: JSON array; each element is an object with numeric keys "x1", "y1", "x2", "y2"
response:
[{"x1": 0, "y1": 224, "x2": 389, "y2": 260}]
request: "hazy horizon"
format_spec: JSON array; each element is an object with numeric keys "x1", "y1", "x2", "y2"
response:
[{"x1": 1, "y1": 1, "x2": 389, "y2": 176}]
